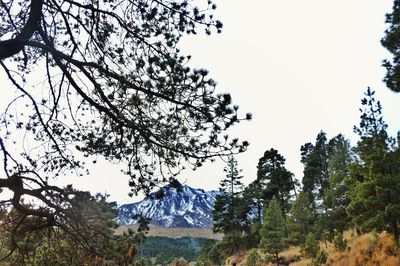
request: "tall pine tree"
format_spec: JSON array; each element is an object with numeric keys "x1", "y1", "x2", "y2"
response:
[
  {"x1": 300, "y1": 131, "x2": 331, "y2": 243},
  {"x1": 324, "y1": 134, "x2": 352, "y2": 234},
  {"x1": 257, "y1": 148, "x2": 298, "y2": 236},
  {"x1": 347, "y1": 88, "x2": 400, "y2": 245},
  {"x1": 287, "y1": 191, "x2": 316, "y2": 245},
  {"x1": 212, "y1": 156, "x2": 248, "y2": 233},
  {"x1": 260, "y1": 197, "x2": 287, "y2": 266},
  {"x1": 301, "y1": 131, "x2": 330, "y2": 206}
]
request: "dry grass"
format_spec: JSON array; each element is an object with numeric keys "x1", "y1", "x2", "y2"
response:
[
  {"x1": 115, "y1": 224, "x2": 223, "y2": 240},
  {"x1": 224, "y1": 250, "x2": 250, "y2": 266},
  {"x1": 223, "y1": 247, "x2": 309, "y2": 266},
  {"x1": 325, "y1": 231, "x2": 400, "y2": 266},
  {"x1": 226, "y1": 231, "x2": 400, "y2": 266}
]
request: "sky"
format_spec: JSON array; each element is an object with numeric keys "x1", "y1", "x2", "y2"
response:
[{"x1": 1, "y1": 0, "x2": 400, "y2": 204}]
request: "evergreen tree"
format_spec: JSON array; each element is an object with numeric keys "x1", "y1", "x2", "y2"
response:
[
  {"x1": 300, "y1": 232, "x2": 319, "y2": 259},
  {"x1": 287, "y1": 191, "x2": 316, "y2": 245},
  {"x1": 0, "y1": 0, "x2": 251, "y2": 245},
  {"x1": 301, "y1": 131, "x2": 330, "y2": 206},
  {"x1": 300, "y1": 131, "x2": 331, "y2": 243},
  {"x1": 246, "y1": 249, "x2": 262, "y2": 266},
  {"x1": 0, "y1": 192, "x2": 138, "y2": 265},
  {"x1": 324, "y1": 134, "x2": 352, "y2": 234},
  {"x1": 381, "y1": 0, "x2": 400, "y2": 92},
  {"x1": 257, "y1": 148, "x2": 297, "y2": 236},
  {"x1": 347, "y1": 88, "x2": 400, "y2": 245},
  {"x1": 260, "y1": 197, "x2": 287, "y2": 266},
  {"x1": 221, "y1": 155, "x2": 245, "y2": 199},
  {"x1": 211, "y1": 157, "x2": 252, "y2": 258},
  {"x1": 243, "y1": 179, "x2": 264, "y2": 224},
  {"x1": 212, "y1": 156, "x2": 248, "y2": 234},
  {"x1": 241, "y1": 180, "x2": 264, "y2": 247}
]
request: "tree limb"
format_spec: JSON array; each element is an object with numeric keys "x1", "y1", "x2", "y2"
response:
[{"x1": 0, "y1": 0, "x2": 43, "y2": 60}]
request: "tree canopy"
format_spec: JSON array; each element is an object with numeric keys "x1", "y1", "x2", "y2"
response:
[
  {"x1": 347, "y1": 88, "x2": 400, "y2": 244},
  {"x1": 382, "y1": 0, "x2": 400, "y2": 92},
  {"x1": 0, "y1": 0, "x2": 250, "y2": 253}
]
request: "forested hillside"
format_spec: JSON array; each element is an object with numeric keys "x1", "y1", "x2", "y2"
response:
[{"x1": 195, "y1": 88, "x2": 400, "y2": 265}]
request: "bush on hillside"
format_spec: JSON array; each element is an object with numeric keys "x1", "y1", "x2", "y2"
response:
[
  {"x1": 333, "y1": 232, "x2": 347, "y2": 252},
  {"x1": 301, "y1": 232, "x2": 320, "y2": 259}
]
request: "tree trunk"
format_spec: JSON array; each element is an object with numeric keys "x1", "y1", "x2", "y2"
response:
[
  {"x1": 391, "y1": 220, "x2": 399, "y2": 247},
  {"x1": 257, "y1": 202, "x2": 262, "y2": 224},
  {"x1": 0, "y1": 0, "x2": 43, "y2": 60},
  {"x1": 275, "y1": 252, "x2": 279, "y2": 266}
]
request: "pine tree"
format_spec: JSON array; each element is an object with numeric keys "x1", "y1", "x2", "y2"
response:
[
  {"x1": 243, "y1": 179, "x2": 264, "y2": 224},
  {"x1": 260, "y1": 197, "x2": 287, "y2": 266},
  {"x1": 300, "y1": 131, "x2": 331, "y2": 243},
  {"x1": 257, "y1": 148, "x2": 297, "y2": 236},
  {"x1": 324, "y1": 134, "x2": 352, "y2": 235},
  {"x1": 300, "y1": 232, "x2": 320, "y2": 259},
  {"x1": 287, "y1": 191, "x2": 316, "y2": 245},
  {"x1": 212, "y1": 156, "x2": 248, "y2": 234},
  {"x1": 0, "y1": 0, "x2": 251, "y2": 244},
  {"x1": 301, "y1": 131, "x2": 330, "y2": 206},
  {"x1": 221, "y1": 155, "x2": 245, "y2": 199},
  {"x1": 347, "y1": 88, "x2": 400, "y2": 245},
  {"x1": 381, "y1": 0, "x2": 400, "y2": 92}
]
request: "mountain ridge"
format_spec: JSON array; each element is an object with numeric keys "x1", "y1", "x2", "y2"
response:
[{"x1": 116, "y1": 185, "x2": 219, "y2": 228}]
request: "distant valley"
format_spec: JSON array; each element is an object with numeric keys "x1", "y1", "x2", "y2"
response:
[{"x1": 115, "y1": 224, "x2": 223, "y2": 240}]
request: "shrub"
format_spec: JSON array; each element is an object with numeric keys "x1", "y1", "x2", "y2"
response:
[
  {"x1": 311, "y1": 250, "x2": 328, "y2": 266},
  {"x1": 246, "y1": 249, "x2": 261, "y2": 266},
  {"x1": 333, "y1": 232, "x2": 347, "y2": 251},
  {"x1": 300, "y1": 232, "x2": 320, "y2": 258}
]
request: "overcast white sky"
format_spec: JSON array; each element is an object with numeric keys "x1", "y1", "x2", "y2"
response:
[{"x1": 1, "y1": 0, "x2": 400, "y2": 204}]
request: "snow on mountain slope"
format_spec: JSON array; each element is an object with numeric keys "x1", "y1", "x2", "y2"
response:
[{"x1": 116, "y1": 185, "x2": 220, "y2": 228}]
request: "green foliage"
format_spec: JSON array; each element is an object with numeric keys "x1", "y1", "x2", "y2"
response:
[
  {"x1": 300, "y1": 232, "x2": 320, "y2": 259},
  {"x1": 196, "y1": 239, "x2": 222, "y2": 265},
  {"x1": 243, "y1": 180, "x2": 264, "y2": 224},
  {"x1": 347, "y1": 88, "x2": 400, "y2": 244},
  {"x1": 212, "y1": 156, "x2": 249, "y2": 234},
  {"x1": 0, "y1": 1, "x2": 250, "y2": 253},
  {"x1": 301, "y1": 131, "x2": 330, "y2": 205},
  {"x1": 333, "y1": 232, "x2": 347, "y2": 252},
  {"x1": 0, "y1": 193, "x2": 138, "y2": 265},
  {"x1": 324, "y1": 134, "x2": 352, "y2": 233},
  {"x1": 287, "y1": 191, "x2": 316, "y2": 245},
  {"x1": 311, "y1": 250, "x2": 328, "y2": 266},
  {"x1": 135, "y1": 257, "x2": 153, "y2": 266},
  {"x1": 221, "y1": 156, "x2": 245, "y2": 197},
  {"x1": 246, "y1": 249, "x2": 262, "y2": 266},
  {"x1": 381, "y1": 0, "x2": 400, "y2": 92},
  {"x1": 260, "y1": 197, "x2": 287, "y2": 264},
  {"x1": 215, "y1": 230, "x2": 247, "y2": 259},
  {"x1": 300, "y1": 131, "x2": 354, "y2": 244},
  {"x1": 137, "y1": 236, "x2": 216, "y2": 265},
  {"x1": 257, "y1": 149, "x2": 297, "y2": 220},
  {"x1": 247, "y1": 222, "x2": 262, "y2": 248}
]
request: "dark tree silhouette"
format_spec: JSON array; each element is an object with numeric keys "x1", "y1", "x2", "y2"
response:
[
  {"x1": 257, "y1": 148, "x2": 297, "y2": 236},
  {"x1": 382, "y1": 0, "x2": 400, "y2": 92},
  {"x1": 0, "y1": 0, "x2": 250, "y2": 247},
  {"x1": 212, "y1": 156, "x2": 247, "y2": 234}
]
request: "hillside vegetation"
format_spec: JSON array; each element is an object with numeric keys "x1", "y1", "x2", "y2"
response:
[
  {"x1": 224, "y1": 231, "x2": 400, "y2": 266},
  {"x1": 194, "y1": 88, "x2": 400, "y2": 266}
]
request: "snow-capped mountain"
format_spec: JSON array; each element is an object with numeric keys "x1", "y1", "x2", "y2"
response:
[{"x1": 116, "y1": 185, "x2": 220, "y2": 228}]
